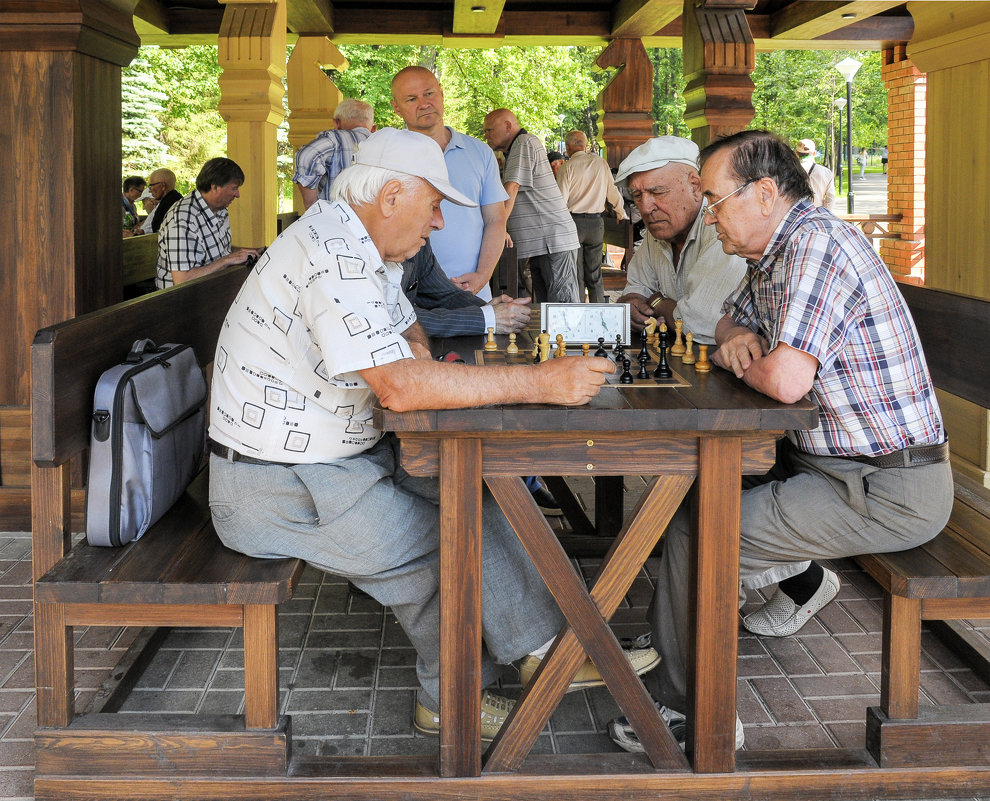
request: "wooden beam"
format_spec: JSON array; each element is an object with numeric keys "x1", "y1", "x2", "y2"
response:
[
  {"x1": 133, "y1": 0, "x2": 169, "y2": 34},
  {"x1": 770, "y1": 1, "x2": 905, "y2": 41},
  {"x1": 286, "y1": 0, "x2": 333, "y2": 35},
  {"x1": 611, "y1": 0, "x2": 681, "y2": 39},
  {"x1": 452, "y1": 0, "x2": 505, "y2": 35}
]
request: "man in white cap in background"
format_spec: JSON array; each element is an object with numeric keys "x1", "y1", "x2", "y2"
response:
[
  {"x1": 207, "y1": 127, "x2": 658, "y2": 745},
  {"x1": 613, "y1": 135, "x2": 747, "y2": 342},
  {"x1": 795, "y1": 138, "x2": 835, "y2": 210}
]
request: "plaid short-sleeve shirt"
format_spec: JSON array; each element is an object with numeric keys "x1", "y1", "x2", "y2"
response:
[
  {"x1": 156, "y1": 190, "x2": 231, "y2": 289},
  {"x1": 724, "y1": 201, "x2": 944, "y2": 457}
]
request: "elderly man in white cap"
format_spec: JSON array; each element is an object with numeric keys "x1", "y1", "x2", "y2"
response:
[
  {"x1": 208, "y1": 127, "x2": 658, "y2": 744},
  {"x1": 614, "y1": 135, "x2": 747, "y2": 343},
  {"x1": 795, "y1": 138, "x2": 835, "y2": 210}
]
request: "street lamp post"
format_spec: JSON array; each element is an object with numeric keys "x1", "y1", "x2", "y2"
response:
[
  {"x1": 835, "y1": 56, "x2": 862, "y2": 213},
  {"x1": 557, "y1": 113, "x2": 566, "y2": 153},
  {"x1": 834, "y1": 97, "x2": 846, "y2": 197}
]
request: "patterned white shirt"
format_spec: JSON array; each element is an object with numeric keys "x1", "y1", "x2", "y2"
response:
[
  {"x1": 156, "y1": 190, "x2": 231, "y2": 289},
  {"x1": 209, "y1": 200, "x2": 417, "y2": 463}
]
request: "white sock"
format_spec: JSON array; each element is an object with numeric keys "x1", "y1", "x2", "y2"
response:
[{"x1": 527, "y1": 637, "x2": 555, "y2": 660}]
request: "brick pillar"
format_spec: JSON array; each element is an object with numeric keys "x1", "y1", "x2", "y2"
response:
[{"x1": 880, "y1": 45, "x2": 926, "y2": 283}]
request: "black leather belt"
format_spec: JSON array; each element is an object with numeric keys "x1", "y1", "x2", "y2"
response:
[
  {"x1": 208, "y1": 440, "x2": 291, "y2": 467},
  {"x1": 848, "y1": 440, "x2": 949, "y2": 469},
  {"x1": 570, "y1": 212, "x2": 602, "y2": 218}
]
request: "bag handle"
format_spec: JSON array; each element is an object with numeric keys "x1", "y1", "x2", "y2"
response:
[{"x1": 125, "y1": 339, "x2": 159, "y2": 363}]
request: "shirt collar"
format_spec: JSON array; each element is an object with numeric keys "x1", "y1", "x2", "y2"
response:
[{"x1": 754, "y1": 199, "x2": 815, "y2": 272}]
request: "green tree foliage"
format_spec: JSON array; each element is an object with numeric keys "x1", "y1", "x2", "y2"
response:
[
  {"x1": 121, "y1": 54, "x2": 169, "y2": 176},
  {"x1": 648, "y1": 48, "x2": 688, "y2": 137}
]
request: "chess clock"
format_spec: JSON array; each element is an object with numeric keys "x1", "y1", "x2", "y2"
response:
[{"x1": 540, "y1": 302, "x2": 631, "y2": 346}]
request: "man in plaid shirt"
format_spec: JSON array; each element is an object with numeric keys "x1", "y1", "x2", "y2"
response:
[
  {"x1": 156, "y1": 157, "x2": 258, "y2": 289},
  {"x1": 610, "y1": 130, "x2": 953, "y2": 755}
]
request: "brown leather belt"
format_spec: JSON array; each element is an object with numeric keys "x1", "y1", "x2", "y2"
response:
[
  {"x1": 208, "y1": 440, "x2": 291, "y2": 467},
  {"x1": 848, "y1": 440, "x2": 949, "y2": 469}
]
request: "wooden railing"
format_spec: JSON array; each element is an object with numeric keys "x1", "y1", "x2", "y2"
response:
[{"x1": 836, "y1": 213, "x2": 903, "y2": 241}]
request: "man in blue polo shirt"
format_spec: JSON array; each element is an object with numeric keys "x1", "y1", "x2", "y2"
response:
[{"x1": 390, "y1": 66, "x2": 508, "y2": 301}]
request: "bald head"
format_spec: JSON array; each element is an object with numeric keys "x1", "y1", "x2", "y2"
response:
[
  {"x1": 148, "y1": 168, "x2": 176, "y2": 201},
  {"x1": 482, "y1": 108, "x2": 520, "y2": 153},
  {"x1": 390, "y1": 66, "x2": 445, "y2": 137}
]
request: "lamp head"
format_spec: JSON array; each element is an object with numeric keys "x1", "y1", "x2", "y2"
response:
[{"x1": 835, "y1": 57, "x2": 862, "y2": 83}]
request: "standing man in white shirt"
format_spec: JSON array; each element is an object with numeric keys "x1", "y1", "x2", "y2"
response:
[
  {"x1": 794, "y1": 139, "x2": 835, "y2": 210},
  {"x1": 555, "y1": 130, "x2": 626, "y2": 303}
]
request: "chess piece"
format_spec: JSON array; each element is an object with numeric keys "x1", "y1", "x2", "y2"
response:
[
  {"x1": 594, "y1": 337, "x2": 608, "y2": 358},
  {"x1": 637, "y1": 352, "x2": 650, "y2": 380},
  {"x1": 671, "y1": 319, "x2": 686, "y2": 357},
  {"x1": 682, "y1": 332, "x2": 695, "y2": 365},
  {"x1": 644, "y1": 317, "x2": 657, "y2": 347},
  {"x1": 538, "y1": 332, "x2": 551, "y2": 363},
  {"x1": 653, "y1": 324, "x2": 672, "y2": 379},
  {"x1": 506, "y1": 333, "x2": 519, "y2": 355},
  {"x1": 484, "y1": 327, "x2": 497, "y2": 351},
  {"x1": 638, "y1": 327, "x2": 650, "y2": 363},
  {"x1": 582, "y1": 343, "x2": 590, "y2": 357},
  {"x1": 532, "y1": 343, "x2": 540, "y2": 364},
  {"x1": 614, "y1": 335, "x2": 625, "y2": 364},
  {"x1": 695, "y1": 344, "x2": 711, "y2": 372},
  {"x1": 554, "y1": 333, "x2": 566, "y2": 358},
  {"x1": 619, "y1": 357, "x2": 634, "y2": 384}
]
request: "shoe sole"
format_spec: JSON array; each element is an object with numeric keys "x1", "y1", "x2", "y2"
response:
[{"x1": 413, "y1": 720, "x2": 496, "y2": 744}]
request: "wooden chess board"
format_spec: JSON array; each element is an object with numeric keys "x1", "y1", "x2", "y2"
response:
[{"x1": 476, "y1": 346, "x2": 692, "y2": 388}]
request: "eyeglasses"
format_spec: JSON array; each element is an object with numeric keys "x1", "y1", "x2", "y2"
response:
[
  {"x1": 148, "y1": 181, "x2": 165, "y2": 189},
  {"x1": 701, "y1": 179, "x2": 754, "y2": 221}
]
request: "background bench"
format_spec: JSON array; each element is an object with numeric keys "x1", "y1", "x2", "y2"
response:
[
  {"x1": 31, "y1": 267, "x2": 305, "y2": 784},
  {"x1": 855, "y1": 282, "x2": 990, "y2": 767}
]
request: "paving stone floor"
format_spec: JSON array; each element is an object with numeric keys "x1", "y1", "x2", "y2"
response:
[{"x1": 2, "y1": 474, "x2": 989, "y2": 800}]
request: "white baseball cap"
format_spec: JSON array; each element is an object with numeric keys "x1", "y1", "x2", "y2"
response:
[
  {"x1": 354, "y1": 127, "x2": 476, "y2": 207},
  {"x1": 614, "y1": 135, "x2": 700, "y2": 187}
]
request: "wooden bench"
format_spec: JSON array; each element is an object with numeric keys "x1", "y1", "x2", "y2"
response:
[
  {"x1": 855, "y1": 282, "x2": 990, "y2": 767},
  {"x1": 31, "y1": 267, "x2": 305, "y2": 787}
]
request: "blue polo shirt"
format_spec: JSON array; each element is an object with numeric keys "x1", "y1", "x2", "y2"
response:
[{"x1": 430, "y1": 127, "x2": 508, "y2": 302}]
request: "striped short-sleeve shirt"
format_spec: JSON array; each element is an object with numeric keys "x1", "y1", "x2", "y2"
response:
[{"x1": 156, "y1": 190, "x2": 231, "y2": 289}]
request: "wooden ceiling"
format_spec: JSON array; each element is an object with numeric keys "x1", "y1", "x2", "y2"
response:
[{"x1": 134, "y1": 0, "x2": 914, "y2": 50}]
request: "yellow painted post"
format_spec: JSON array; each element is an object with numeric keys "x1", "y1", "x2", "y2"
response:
[
  {"x1": 217, "y1": 0, "x2": 286, "y2": 248},
  {"x1": 286, "y1": 37, "x2": 349, "y2": 213}
]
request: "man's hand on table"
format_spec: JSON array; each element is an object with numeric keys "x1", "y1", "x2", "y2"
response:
[
  {"x1": 535, "y1": 356, "x2": 615, "y2": 406},
  {"x1": 711, "y1": 328, "x2": 768, "y2": 378},
  {"x1": 489, "y1": 294, "x2": 532, "y2": 333}
]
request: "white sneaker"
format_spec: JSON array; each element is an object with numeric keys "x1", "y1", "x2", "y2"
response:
[
  {"x1": 608, "y1": 701, "x2": 744, "y2": 753},
  {"x1": 742, "y1": 567, "x2": 840, "y2": 637}
]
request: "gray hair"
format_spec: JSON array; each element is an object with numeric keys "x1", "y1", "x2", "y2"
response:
[
  {"x1": 565, "y1": 130, "x2": 587, "y2": 150},
  {"x1": 329, "y1": 164, "x2": 423, "y2": 207},
  {"x1": 333, "y1": 98, "x2": 374, "y2": 129}
]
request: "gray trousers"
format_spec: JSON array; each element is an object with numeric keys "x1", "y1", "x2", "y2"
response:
[
  {"x1": 209, "y1": 435, "x2": 565, "y2": 711},
  {"x1": 526, "y1": 249, "x2": 580, "y2": 304},
  {"x1": 644, "y1": 439, "x2": 953, "y2": 712},
  {"x1": 572, "y1": 213, "x2": 606, "y2": 303}
]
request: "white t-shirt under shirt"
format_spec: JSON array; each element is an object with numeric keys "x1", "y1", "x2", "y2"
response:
[{"x1": 209, "y1": 200, "x2": 417, "y2": 463}]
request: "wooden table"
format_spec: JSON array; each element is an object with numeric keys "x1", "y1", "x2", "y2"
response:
[{"x1": 374, "y1": 331, "x2": 818, "y2": 778}]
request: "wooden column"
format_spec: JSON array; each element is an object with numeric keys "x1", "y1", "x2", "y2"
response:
[
  {"x1": 595, "y1": 38, "x2": 655, "y2": 170},
  {"x1": 286, "y1": 37, "x2": 348, "y2": 213},
  {"x1": 681, "y1": 0, "x2": 755, "y2": 149},
  {"x1": 0, "y1": 1, "x2": 139, "y2": 528},
  {"x1": 218, "y1": 0, "x2": 286, "y2": 249},
  {"x1": 879, "y1": 45, "x2": 926, "y2": 284}
]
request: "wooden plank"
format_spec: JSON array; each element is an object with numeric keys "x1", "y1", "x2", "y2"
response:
[
  {"x1": 0, "y1": 406, "x2": 30, "y2": 486},
  {"x1": 121, "y1": 233, "x2": 158, "y2": 286},
  {"x1": 927, "y1": 620, "x2": 990, "y2": 686},
  {"x1": 438, "y1": 437, "x2": 482, "y2": 777},
  {"x1": 866, "y1": 704, "x2": 990, "y2": 767},
  {"x1": 690, "y1": 436, "x2": 741, "y2": 774},
  {"x1": 64, "y1": 603, "x2": 243, "y2": 628},
  {"x1": 35, "y1": 713, "x2": 290, "y2": 777},
  {"x1": 244, "y1": 604, "x2": 279, "y2": 729},
  {"x1": 880, "y1": 593, "x2": 921, "y2": 719}
]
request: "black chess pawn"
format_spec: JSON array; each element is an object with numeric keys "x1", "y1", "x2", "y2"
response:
[
  {"x1": 594, "y1": 336, "x2": 608, "y2": 358},
  {"x1": 619, "y1": 357, "x2": 634, "y2": 384},
  {"x1": 614, "y1": 335, "x2": 625, "y2": 364},
  {"x1": 637, "y1": 352, "x2": 650, "y2": 380},
  {"x1": 653, "y1": 335, "x2": 673, "y2": 379}
]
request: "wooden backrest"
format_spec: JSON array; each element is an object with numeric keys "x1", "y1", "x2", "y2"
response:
[
  {"x1": 32, "y1": 267, "x2": 249, "y2": 468},
  {"x1": 122, "y1": 233, "x2": 158, "y2": 286},
  {"x1": 898, "y1": 282, "x2": 990, "y2": 409}
]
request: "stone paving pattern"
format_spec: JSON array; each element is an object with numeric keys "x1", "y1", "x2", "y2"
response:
[{"x1": 4, "y1": 409, "x2": 990, "y2": 799}]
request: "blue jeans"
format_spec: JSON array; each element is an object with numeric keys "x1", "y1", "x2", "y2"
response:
[{"x1": 209, "y1": 434, "x2": 564, "y2": 711}]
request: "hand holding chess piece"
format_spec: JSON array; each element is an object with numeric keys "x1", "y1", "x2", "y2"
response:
[{"x1": 484, "y1": 327, "x2": 498, "y2": 351}]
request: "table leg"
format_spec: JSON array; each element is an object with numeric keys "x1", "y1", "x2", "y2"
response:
[
  {"x1": 689, "y1": 436, "x2": 742, "y2": 773},
  {"x1": 439, "y1": 438, "x2": 483, "y2": 777}
]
